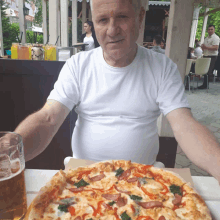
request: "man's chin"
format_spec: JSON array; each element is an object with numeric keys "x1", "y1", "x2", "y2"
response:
[{"x1": 104, "y1": 47, "x2": 128, "y2": 59}]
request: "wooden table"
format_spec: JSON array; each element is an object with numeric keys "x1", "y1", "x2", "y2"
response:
[{"x1": 25, "y1": 169, "x2": 220, "y2": 219}]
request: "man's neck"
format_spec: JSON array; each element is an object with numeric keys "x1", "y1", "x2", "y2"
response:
[
  {"x1": 103, "y1": 44, "x2": 138, "y2": 68},
  {"x1": 209, "y1": 33, "x2": 215, "y2": 37}
]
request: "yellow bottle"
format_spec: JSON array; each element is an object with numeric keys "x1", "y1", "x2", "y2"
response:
[{"x1": 11, "y1": 43, "x2": 19, "y2": 59}]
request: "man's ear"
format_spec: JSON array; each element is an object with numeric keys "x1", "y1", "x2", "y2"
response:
[{"x1": 139, "y1": 6, "x2": 146, "y2": 28}]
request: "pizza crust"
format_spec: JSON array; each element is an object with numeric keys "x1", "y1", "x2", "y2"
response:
[
  {"x1": 24, "y1": 160, "x2": 212, "y2": 220},
  {"x1": 25, "y1": 169, "x2": 66, "y2": 220}
]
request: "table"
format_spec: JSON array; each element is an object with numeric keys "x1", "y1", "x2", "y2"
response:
[
  {"x1": 25, "y1": 169, "x2": 220, "y2": 219},
  {"x1": 72, "y1": 43, "x2": 89, "y2": 48}
]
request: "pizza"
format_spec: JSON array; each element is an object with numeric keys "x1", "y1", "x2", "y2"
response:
[{"x1": 25, "y1": 160, "x2": 212, "y2": 220}]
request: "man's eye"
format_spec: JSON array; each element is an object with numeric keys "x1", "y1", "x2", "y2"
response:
[
  {"x1": 118, "y1": 15, "x2": 127, "y2": 19},
  {"x1": 100, "y1": 18, "x2": 107, "y2": 23}
]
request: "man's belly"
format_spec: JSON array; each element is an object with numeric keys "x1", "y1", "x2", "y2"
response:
[{"x1": 71, "y1": 115, "x2": 159, "y2": 165}]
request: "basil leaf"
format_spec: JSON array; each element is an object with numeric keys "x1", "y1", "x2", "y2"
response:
[
  {"x1": 129, "y1": 195, "x2": 142, "y2": 201},
  {"x1": 74, "y1": 178, "x2": 90, "y2": 188},
  {"x1": 169, "y1": 184, "x2": 182, "y2": 196},
  {"x1": 58, "y1": 204, "x2": 69, "y2": 212},
  {"x1": 86, "y1": 219, "x2": 93, "y2": 220},
  {"x1": 115, "y1": 167, "x2": 124, "y2": 176},
  {"x1": 120, "y1": 211, "x2": 131, "y2": 220},
  {"x1": 108, "y1": 201, "x2": 116, "y2": 206}
]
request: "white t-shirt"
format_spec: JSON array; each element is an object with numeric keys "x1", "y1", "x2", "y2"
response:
[
  {"x1": 204, "y1": 33, "x2": 220, "y2": 56},
  {"x1": 194, "y1": 47, "x2": 203, "y2": 57},
  {"x1": 83, "y1": 36, "x2": 95, "y2": 51},
  {"x1": 47, "y1": 45, "x2": 190, "y2": 165}
]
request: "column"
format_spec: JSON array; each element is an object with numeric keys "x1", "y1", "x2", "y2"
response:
[
  {"x1": 42, "y1": 0, "x2": 48, "y2": 44},
  {"x1": 136, "y1": 0, "x2": 149, "y2": 46},
  {"x1": 189, "y1": 5, "x2": 201, "y2": 48},
  {"x1": 82, "y1": 0, "x2": 87, "y2": 33},
  {"x1": 89, "y1": 6, "x2": 92, "y2": 21},
  {"x1": 200, "y1": 7, "x2": 209, "y2": 44},
  {"x1": 49, "y1": 0, "x2": 58, "y2": 45},
  {"x1": 18, "y1": 0, "x2": 26, "y2": 43},
  {"x1": 72, "y1": 0, "x2": 78, "y2": 53},
  {"x1": 60, "y1": 0, "x2": 68, "y2": 47},
  {"x1": 0, "y1": 5, "x2": 4, "y2": 56},
  {"x1": 157, "y1": 0, "x2": 194, "y2": 138},
  {"x1": 57, "y1": 1, "x2": 61, "y2": 46}
]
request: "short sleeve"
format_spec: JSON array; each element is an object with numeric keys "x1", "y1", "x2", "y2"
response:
[
  {"x1": 156, "y1": 60, "x2": 190, "y2": 116},
  {"x1": 213, "y1": 36, "x2": 220, "y2": 46},
  {"x1": 47, "y1": 58, "x2": 80, "y2": 111}
]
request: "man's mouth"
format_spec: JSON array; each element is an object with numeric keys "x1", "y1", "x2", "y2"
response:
[{"x1": 109, "y1": 39, "x2": 124, "y2": 44}]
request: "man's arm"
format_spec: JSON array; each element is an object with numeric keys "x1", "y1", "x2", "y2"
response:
[
  {"x1": 201, "y1": 44, "x2": 219, "y2": 51},
  {"x1": 166, "y1": 108, "x2": 220, "y2": 182},
  {"x1": 14, "y1": 100, "x2": 70, "y2": 162}
]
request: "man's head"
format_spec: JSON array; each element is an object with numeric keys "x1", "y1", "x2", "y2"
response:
[
  {"x1": 153, "y1": 35, "x2": 163, "y2": 46},
  {"x1": 90, "y1": 0, "x2": 145, "y2": 61},
  {"x1": 90, "y1": 0, "x2": 142, "y2": 14},
  {"x1": 207, "y1": 25, "x2": 215, "y2": 36}
]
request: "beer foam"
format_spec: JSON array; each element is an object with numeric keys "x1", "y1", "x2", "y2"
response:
[{"x1": 0, "y1": 159, "x2": 24, "y2": 182}]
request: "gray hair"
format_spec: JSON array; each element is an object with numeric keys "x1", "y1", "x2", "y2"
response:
[{"x1": 90, "y1": 0, "x2": 142, "y2": 14}]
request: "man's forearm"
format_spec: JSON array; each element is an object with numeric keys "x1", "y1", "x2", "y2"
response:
[
  {"x1": 173, "y1": 119, "x2": 220, "y2": 181},
  {"x1": 14, "y1": 111, "x2": 58, "y2": 162},
  {"x1": 204, "y1": 45, "x2": 219, "y2": 51}
]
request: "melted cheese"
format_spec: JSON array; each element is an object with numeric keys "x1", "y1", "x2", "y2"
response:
[{"x1": 42, "y1": 164, "x2": 211, "y2": 220}]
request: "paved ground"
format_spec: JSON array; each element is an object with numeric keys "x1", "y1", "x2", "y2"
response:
[{"x1": 175, "y1": 78, "x2": 220, "y2": 176}]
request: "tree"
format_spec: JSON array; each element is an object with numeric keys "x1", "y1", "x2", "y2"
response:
[
  {"x1": 26, "y1": 30, "x2": 43, "y2": 44},
  {"x1": 196, "y1": 7, "x2": 220, "y2": 40}
]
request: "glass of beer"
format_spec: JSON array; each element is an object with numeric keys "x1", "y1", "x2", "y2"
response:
[{"x1": 0, "y1": 132, "x2": 27, "y2": 219}]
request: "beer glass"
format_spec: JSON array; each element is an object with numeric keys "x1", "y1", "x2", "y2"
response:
[{"x1": 0, "y1": 132, "x2": 27, "y2": 219}]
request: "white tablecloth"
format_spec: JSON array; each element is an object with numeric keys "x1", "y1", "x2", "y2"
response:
[{"x1": 24, "y1": 169, "x2": 220, "y2": 219}]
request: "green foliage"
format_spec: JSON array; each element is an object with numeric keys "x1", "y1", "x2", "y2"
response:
[
  {"x1": 196, "y1": 8, "x2": 220, "y2": 40},
  {"x1": 26, "y1": 30, "x2": 43, "y2": 44},
  {"x1": 34, "y1": 1, "x2": 42, "y2": 26}
]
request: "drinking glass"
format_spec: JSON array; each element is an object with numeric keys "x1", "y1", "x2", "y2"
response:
[
  {"x1": 11, "y1": 43, "x2": 19, "y2": 59},
  {"x1": 18, "y1": 44, "x2": 29, "y2": 60},
  {"x1": 0, "y1": 132, "x2": 27, "y2": 220}
]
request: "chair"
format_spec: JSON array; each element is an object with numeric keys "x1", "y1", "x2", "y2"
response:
[
  {"x1": 213, "y1": 70, "x2": 218, "y2": 84},
  {"x1": 193, "y1": 58, "x2": 211, "y2": 92},
  {"x1": 184, "y1": 59, "x2": 193, "y2": 92}
]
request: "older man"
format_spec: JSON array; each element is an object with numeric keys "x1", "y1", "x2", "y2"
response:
[{"x1": 14, "y1": 0, "x2": 220, "y2": 183}]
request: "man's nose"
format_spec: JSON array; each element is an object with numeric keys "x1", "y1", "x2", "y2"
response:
[{"x1": 107, "y1": 18, "x2": 120, "y2": 37}]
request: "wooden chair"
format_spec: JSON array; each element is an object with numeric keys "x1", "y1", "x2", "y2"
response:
[{"x1": 156, "y1": 137, "x2": 177, "y2": 168}]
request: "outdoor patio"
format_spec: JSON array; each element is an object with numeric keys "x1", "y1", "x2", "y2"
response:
[{"x1": 175, "y1": 79, "x2": 220, "y2": 176}]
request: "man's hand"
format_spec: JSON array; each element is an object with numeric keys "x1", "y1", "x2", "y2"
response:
[
  {"x1": 201, "y1": 44, "x2": 206, "y2": 50},
  {"x1": 166, "y1": 108, "x2": 220, "y2": 182}
]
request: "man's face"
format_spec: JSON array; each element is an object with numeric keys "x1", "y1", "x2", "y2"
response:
[
  {"x1": 207, "y1": 26, "x2": 215, "y2": 36},
  {"x1": 92, "y1": 0, "x2": 144, "y2": 60}
]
